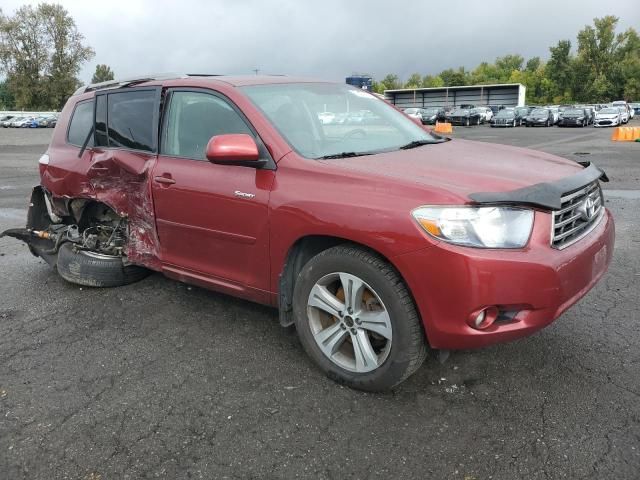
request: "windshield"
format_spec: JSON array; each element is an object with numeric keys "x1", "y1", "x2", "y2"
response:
[
  {"x1": 531, "y1": 109, "x2": 548, "y2": 117},
  {"x1": 599, "y1": 108, "x2": 618, "y2": 114},
  {"x1": 451, "y1": 109, "x2": 469, "y2": 115},
  {"x1": 423, "y1": 108, "x2": 439, "y2": 114},
  {"x1": 565, "y1": 109, "x2": 584, "y2": 115},
  {"x1": 496, "y1": 110, "x2": 515, "y2": 118},
  {"x1": 242, "y1": 83, "x2": 440, "y2": 159}
]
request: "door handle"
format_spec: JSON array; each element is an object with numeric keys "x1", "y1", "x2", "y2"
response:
[{"x1": 154, "y1": 176, "x2": 176, "y2": 185}]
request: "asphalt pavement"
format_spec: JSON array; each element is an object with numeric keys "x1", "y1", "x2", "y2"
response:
[{"x1": 1, "y1": 123, "x2": 639, "y2": 479}]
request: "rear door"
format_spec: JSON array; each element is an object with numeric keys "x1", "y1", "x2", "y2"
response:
[
  {"x1": 151, "y1": 88, "x2": 275, "y2": 297},
  {"x1": 87, "y1": 87, "x2": 163, "y2": 264}
]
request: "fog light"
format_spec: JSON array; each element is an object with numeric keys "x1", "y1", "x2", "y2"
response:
[{"x1": 468, "y1": 306, "x2": 499, "y2": 330}]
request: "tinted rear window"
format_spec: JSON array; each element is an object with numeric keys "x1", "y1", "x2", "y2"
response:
[
  {"x1": 67, "y1": 100, "x2": 94, "y2": 147},
  {"x1": 105, "y1": 90, "x2": 156, "y2": 152}
]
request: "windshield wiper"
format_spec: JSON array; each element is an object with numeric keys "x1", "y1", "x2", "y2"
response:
[
  {"x1": 316, "y1": 151, "x2": 374, "y2": 159},
  {"x1": 399, "y1": 139, "x2": 440, "y2": 150}
]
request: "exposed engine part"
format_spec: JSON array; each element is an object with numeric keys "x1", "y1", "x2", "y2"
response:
[
  {"x1": 3, "y1": 188, "x2": 131, "y2": 261},
  {"x1": 10, "y1": 209, "x2": 129, "y2": 257},
  {"x1": 78, "y1": 218, "x2": 126, "y2": 256}
]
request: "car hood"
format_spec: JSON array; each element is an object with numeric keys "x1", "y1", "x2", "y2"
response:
[{"x1": 323, "y1": 139, "x2": 583, "y2": 201}]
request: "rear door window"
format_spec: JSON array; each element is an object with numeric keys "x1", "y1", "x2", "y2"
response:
[
  {"x1": 95, "y1": 89, "x2": 158, "y2": 152},
  {"x1": 67, "y1": 100, "x2": 94, "y2": 147}
]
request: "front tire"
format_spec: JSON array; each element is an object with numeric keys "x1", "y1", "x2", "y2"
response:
[
  {"x1": 57, "y1": 243, "x2": 150, "y2": 287},
  {"x1": 292, "y1": 245, "x2": 427, "y2": 391}
]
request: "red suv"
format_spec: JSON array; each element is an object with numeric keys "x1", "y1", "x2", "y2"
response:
[{"x1": 2, "y1": 75, "x2": 614, "y2": 391}]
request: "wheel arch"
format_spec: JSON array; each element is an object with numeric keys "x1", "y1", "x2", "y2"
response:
[{"x1": 276, "y1": 234, "x2": 421, "y2": 332}]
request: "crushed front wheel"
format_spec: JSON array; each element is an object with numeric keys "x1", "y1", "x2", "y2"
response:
[{"x1": 57, "y1": 243, "x2": 150, "y2": 288}]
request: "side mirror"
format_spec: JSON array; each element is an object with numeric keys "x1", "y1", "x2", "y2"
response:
[{"x1": 205, "y1": 134, "x2": 261, "y2": 166}]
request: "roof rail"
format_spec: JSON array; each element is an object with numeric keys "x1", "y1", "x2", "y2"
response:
[{"x1": 73, "y1": 72, "x2": 187, "y2": 95}]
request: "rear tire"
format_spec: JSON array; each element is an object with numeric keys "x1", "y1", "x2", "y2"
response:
[
  {"x1": 57, "y1": 243, "x2": 150, "y2": 288},
  {"x1": 292, "y1": 245, "x2": 427, "y2": 391}
]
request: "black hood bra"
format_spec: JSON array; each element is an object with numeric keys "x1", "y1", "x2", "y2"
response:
[{"x1": 468, "y1": 162, "x2": 608, "y2": 210}]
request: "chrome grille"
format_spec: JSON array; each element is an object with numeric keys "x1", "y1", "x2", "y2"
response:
[{"x1": 551, "y1": 181, "x2": 604, "y2": 249}]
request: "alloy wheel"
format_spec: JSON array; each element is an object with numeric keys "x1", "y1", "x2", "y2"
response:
[{"x1": 306, "y1": 272, "x2": 392, "y2": 373}]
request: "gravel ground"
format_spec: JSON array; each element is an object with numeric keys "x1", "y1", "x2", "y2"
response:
[{"x1": 1, "y1": 122, "x2": 639, "y2": 479}]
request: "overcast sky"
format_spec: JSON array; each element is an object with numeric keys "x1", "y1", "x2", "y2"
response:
[{"x1": 3, "y1": 0, "x2": 640, "y2": 83}]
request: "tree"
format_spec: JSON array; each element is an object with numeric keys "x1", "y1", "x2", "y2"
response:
[
  {"x1": 0, "y1": 80, "x2": 14, "y2": 109},
  {"x1": 421, "y1": 75, "x2": 444, "y2": 88},
  {"x1": 370, "y1": 16, "x2": 639, "y2": 103},
  {"x1": 439, "y1": 67, "x2": 468, "y2": 86},
  {"x1": 92, "y1": 64, "x2": 115, "y2": 83},
  {"x1": 573, "y1": 17, "x2": 640, "y2": 101},
  {"x1": 546, "y1": 40, "x2": 574, "y2": 102},
  {"x1": 494, "y1": 54, "x2": 524, "y2": 81},
  {"x1": 379, "y1": 74, "x2": 402, "y2": 91},
  {"x1": 525, "y1": 57, "x2": 541, "y2": 72},
  {"x1": 0, "y1": 3, "x2": 94, "y2": 110},
  {"x1": 404, "y1": 73, "x2": 422, "y2": 89}
]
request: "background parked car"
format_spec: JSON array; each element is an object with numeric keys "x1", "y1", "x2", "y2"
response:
[
  {"x1": 546, "y1": 107, "x2": 560, "y2": 124},
  {"x1": 478, "y1": 106, "x2": 493, "y2": 122},
  {"x1": 558, "y1": 108, "x2": 588, "y2": 127},
  {"x1": 526, "y1": 108, "x2": 555, "y2": 127},
  {"x1": 420, "y1": 107, "x2": 446, "y2": 124},
  {"x1": 488, "y1": 105, "x2": 504, "y2": 116},
  {"x1": 574, "y1": 105, "x2": 595, "y2": 124},
  {"x1": 448, "y1": 108, "x2": 484, "y2": 126},
  {"x1": 615, "y1": 106, "x2": 630, "y2": 124},
  {"x1": 612, "y1": 100, "x2": 633, "y2": 119},
  {"x1": 10, "y1": 117, "x2": 35, "y2": 128},
  {"x1": 491, "y1": 108, "x2": 520, "y2": 127},
  {"x1": 1, "y1": 115, "x2": 16, "y2": 127},
  {"x1": 594, "y1": 107, "x2": 622, "y2": 127},
  {"x1": 514, "y1": 106, "x2": 531, "y2": 120},
  {"x1": 37, "y1": 116, "x2": 57, "y2": 128},
  {"x1": 317, "y1": 111, "x2": 335, "y2": 125}
]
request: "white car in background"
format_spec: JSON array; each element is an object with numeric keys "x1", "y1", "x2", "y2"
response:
[
  {"x1": 479, "y1": 106, "x2": 493, "y2": 122},
  {"x1": 615, "y1": 106, "x2": 629, "y2": 124},
  {"x1": 403, "y1": 108, "x2": 425, "y2": 122},
  {"x1": 612, "y1": 100, "x2": 633, "y2": 119},
  {"x1": 547, "y1": 107, "x2": 560, "y2": 124},
  {"x1": 10, "y1": 117, "x2": 34, "y2": 127},
  {"x1": 317, "y1": 111, "x2": 335, "y2": 125},
  {"x1": 593, "y1": 107, "x2": 622, "y2": 127},
  {"x1": 1, "y1": 116, "x2": 19, "y2": 128}
]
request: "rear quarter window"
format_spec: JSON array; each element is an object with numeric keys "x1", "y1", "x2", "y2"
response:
[{"x1": 67, "y1": 100, "x2": 94, "y2": 147}]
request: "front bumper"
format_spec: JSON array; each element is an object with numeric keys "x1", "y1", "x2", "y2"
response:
[
  {"x1": 594, "y1": 119, "x2": 617, "y2": 127},
  {"x1": 394, "y1": 209, "x2": 615, "y2": 349},
  {"x1": 559, "y1": 118, "x2": 583, "y2": 126}
]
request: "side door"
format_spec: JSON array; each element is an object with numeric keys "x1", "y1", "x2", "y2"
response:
[
  {"x1": 87, "y1": 87, "x2": 163, "y2": 266},
  {"x1": 151, "y1": 88, "x2": 275, "y2": 299}
]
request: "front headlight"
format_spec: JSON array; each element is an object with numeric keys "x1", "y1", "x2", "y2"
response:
[{"x1": 412, "y1": 206, "x2": 534, "y2": 248}]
